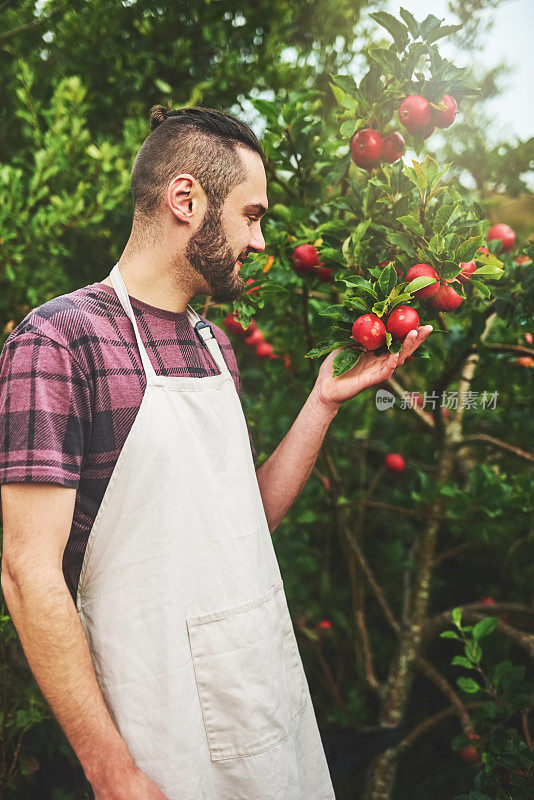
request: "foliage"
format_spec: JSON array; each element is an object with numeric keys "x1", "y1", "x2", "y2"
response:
[
  {"x1": 0, "y1": 2, "x2": 533, "y2": 800},
  {"x1": 441, "y1": 609, "x2": 534, "y2": 799}
]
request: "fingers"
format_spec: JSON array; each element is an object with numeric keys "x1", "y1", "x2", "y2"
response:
[
  {"x1": 397, "y1": 325, "x2": 433, "y2": 366},
  {"x1": 396, "y1": 329, "x2": 419, "y2": 366}
]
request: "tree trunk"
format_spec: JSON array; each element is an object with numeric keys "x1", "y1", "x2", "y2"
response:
[{"x1": 362, "y1": 313, "x2": 497, "y2": 799}]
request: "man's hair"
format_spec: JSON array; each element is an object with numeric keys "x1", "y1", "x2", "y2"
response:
[{"x1": 130, "y1": 104, "x2": 266, "y2": 228}]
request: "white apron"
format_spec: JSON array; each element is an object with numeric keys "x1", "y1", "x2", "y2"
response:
[{"x1": 76, "y1": 263, "x2": 336, "y2": 800}]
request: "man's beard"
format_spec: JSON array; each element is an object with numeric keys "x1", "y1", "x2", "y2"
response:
[{"x1": 185, "y1": 201, "x2": 244, "y2": 304}]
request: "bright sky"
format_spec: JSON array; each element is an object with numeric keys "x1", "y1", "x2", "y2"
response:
[{"x1": 379, "y1": 0, "x2": 534, "y2": 144}]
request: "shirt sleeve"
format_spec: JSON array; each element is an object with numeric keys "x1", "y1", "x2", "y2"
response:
[{"x1": 0, "y1": 331, "x2": 93, "y2": 488}]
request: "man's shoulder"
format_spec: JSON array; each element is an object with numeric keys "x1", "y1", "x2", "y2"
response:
[{"x1": 5, "y1": 284, "x2": 104, "y2": 352}]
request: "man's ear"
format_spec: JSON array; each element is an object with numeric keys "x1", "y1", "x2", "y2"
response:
[{"x1": 167, "y1": 173, "x2": 206, "y2": 223}]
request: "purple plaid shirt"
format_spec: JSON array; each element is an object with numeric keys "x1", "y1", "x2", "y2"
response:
[{"x1": 0, "y1": 281, "x2": 257, "y2": 602}]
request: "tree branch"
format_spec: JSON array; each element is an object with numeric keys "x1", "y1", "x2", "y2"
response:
[
  {"x1": 413, "y1": 656, "x2": 474, "y2": 731},
  {"x1": 453, "y1": 434, "x2": 534, "y2": 464},
  {"x1": 396, "y1": 702, "x2": 485, "y2": 754},
  {"x1": 344, "y1": 531, "x2": 400, "y2": 636},
  {"x1": 0, "y1": 7, "x2": 63, "y2": 42}
]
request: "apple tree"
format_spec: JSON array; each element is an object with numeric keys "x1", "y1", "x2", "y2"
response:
[{"x1": 226, "y1": 8, "x2": 534, "y2": 799}]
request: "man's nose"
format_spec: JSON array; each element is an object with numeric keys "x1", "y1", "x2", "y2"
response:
[{"x1": 249, "y1": 225, "x2": 266, "y2": 253}]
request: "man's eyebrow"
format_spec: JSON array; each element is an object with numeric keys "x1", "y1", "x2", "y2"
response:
[{"x1": 244, "y1": 203, "x2": 268, "y2": 216}]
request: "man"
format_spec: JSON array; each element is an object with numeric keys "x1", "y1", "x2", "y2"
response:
[{"x1": 0, "y1": 105, "x2": 431, "y2": 800}]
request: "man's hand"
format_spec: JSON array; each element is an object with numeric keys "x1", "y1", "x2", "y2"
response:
[
  {"x1": 314, "y1": 325, "x2": 433, "y2": 412},
  {"x1": 92, "y1": 763, "x2": 171, "y2": 800}
]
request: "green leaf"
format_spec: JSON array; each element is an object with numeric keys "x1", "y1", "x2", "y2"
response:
[
  {"x1": 250, "y1": 98, "x2": 281, "y2": 123},
  {"x1": 403, "y1": 42, "x2": 426, "y2": 80},
  {"x1": 471, "y1": 278, "x2": 491, "y2": 298},
  {"x1": 456, "y1": 235, "x2": 485, "y2": 262},
  {"x1": 369, "y1": 11, "x2": 409, "y2": 50},
  {"x1": 405, "y1": 276, "x2": 437, "y2": 294},
  {"x1": 397, "y1": 214, "x2": 425, "y2": 237},
  {"x1": 440, "y1": 630, "x2": 461, "y2": 640},
  {"x1": 330, "y1": 74, "x2": 361, "y2": 103},
  {"x1": 452, "y1": 656, "x2": 474, "y2": 669},
  {"x1": 388, "y1": 232, "x2": 417, "y2": 255},
  {"x1": 399, "y1": 7, "x2": 419, "y2": 38},
  {"x1": 428, "y1": 234, "x2": 445, "y2": 255},
  {"x1": 319, "y1": 248, "x2": 347, "y2": 267},
  {"x1": 433, "y1": 203, "x2": 460, "y2": 235},
  {"x1": 425, "y1": 24, "x2": 462, "y2": 44},
  {"x1": 457, "y1": 676, "x2": 480, "y2": 694},
  {"x1": 389, "y1": 292, "x2": 415, "y2": 309},
  {"x1": 419, "y1": 14, "x2": 443, "y2": 39},
  {"x1": 330, "y1": 83, "x2": 359, "y2": 111},
  {"x1": 452, "y1": 607, "x2": 462, "y2": 628},
  {"x1": 412, "y1": 160, "x2": 427, "y2": 192},
  {"x1": 340, "y1": 119, "x2": 358, "y2": 138},
  {"x1": 465, "y1": 640, "x2": 482, "y2": 662},
  {"x1": 318, "y1": 304, "x2": 358, "y2": 324},
  {"x1": 472, "y1": 617, "x2": 498, "y2": 640},
  {"x1": 368, "y1": 48, "x2": 401, "y2": 76},
  {"x1": 348, "y1": 296, "x2": 371, "y2": 313},
  {"x1": 371, "y1": 299, "x2": 387, "y2": 316},
  {"x1": 470, "y1": 265, "x2": 504, "y2": 280},
  {"x1": 305, "y1": 339, "x2": 351, "y2": 359},
  {"x1": 342, "y1": 276, "x2": 379, "y2": 299},
  {"x1": 379, "y1": 263, "x2": 398, "y2": 296},
  {"x1": 332, "y1": 347, "x2": 364, "y2": 377}
]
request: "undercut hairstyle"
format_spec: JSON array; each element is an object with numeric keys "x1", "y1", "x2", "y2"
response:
[{"x1": 130, "y1": 104, "x2": 266, "y2": 230}]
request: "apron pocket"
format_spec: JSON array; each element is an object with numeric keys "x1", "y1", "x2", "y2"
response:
[{"x1": 186, "y1": 579, "x2": 306, "y2": 761}]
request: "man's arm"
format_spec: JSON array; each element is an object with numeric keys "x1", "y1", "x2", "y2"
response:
[
  {"x1": 0, "y1": 483, "x2": 138, "y2": 790},
  {"x1": 255, "y1": 326, "x2": 433, "y2": 534},
  {"x1": 255, "y1": 386, "x2": 337, "y2": 535}
]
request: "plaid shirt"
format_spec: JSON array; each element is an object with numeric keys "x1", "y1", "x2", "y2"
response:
[{"x1": 0, "y1": 281, "x2": 257, "y2": 602}]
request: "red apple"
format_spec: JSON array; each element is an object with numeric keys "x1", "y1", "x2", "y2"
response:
[
  {"x1": 398, "y1": 95, "x2": 432, "y2": 132},
  {"x1": 458, "y1": 734, "x2": 481, "y2": 763},
  {"x1": 351, "y1": 313, "x2": 387, "y2": 350},
  {"x1": 385, "y1": 453, "x2": 405, "y2": 473},
  {"x1": 244, "y1": 328, "x2": 265, "y2": 346},
  {"x1": 432, "y1": 94, "x2": 457, "y2": 128},
  {"x1": 255, "y1": 341, "x2": 275, "y2": 359},
  {"x1": 478, "y1": 596, "x2": 496, "y2": 606},
  {"x1": 487, "y1": 223, "x2": 515, "y2": 253},
  {"x1": 316, "y1": 266, "x2": 335, "y2": 282},
  {"x1": 516, "y1": 356, "x2": 534, "y2": 368},
  {"x1": 457, "y1": 260, "x2": 477, "y2": 282},
  {"x1": 381, "y1": 132, "x2": 405, "y2": 163},
  {"x1": 524, "y1": 332, "x2": 533, "y2": 345},
  {"x1": 516, "y1": 255, "x2": 532, "y2": 266},
  {"x1": 430, "y1": 283, "x2": 463, "y2": 311},
  {"x1": 224, "y1": 312, "x2": 256, "y2": 336},
  {"x1": 406, "y1": 263, "x2": 440, "y2": 298},
  {"x1": 421, "y1": 120, "x2": 435, "y2": 139},
  {"x1": 386, "y1": 306, "x2": 420, "y2": 341},
  {"x1": 292, "y1": 244, "x2": 320, "y2": 274},
  {"x1": 317, "y1": 619, "x2": 332, "y2": 631},
  {"x1": 350, "y1": 128, "x2": 383, "y2": 169}
]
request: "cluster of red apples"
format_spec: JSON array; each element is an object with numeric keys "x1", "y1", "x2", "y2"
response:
[
  {"x1": 350, "y1": 94, "x2": 457, "y2": 170},
  {"x1": 224, "y1": 312, "x2": 276, "y2": 359},
  {"x1": 291, "y1": 244, "x2": 335, "y2": 282},
  {"x1": 224, "y1": 309, "x2": 296, "y2": 373}
]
